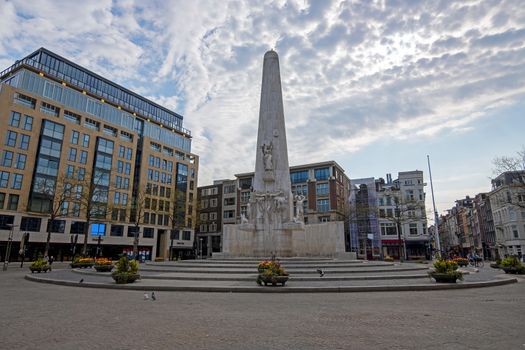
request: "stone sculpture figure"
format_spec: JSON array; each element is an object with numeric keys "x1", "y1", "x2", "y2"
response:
[
  {"x1": 261, "y1": 142, "x2": 273, "y2": 171},
  {"x1": 295, "y1": 195, "x2": 306, "y2": 222}
]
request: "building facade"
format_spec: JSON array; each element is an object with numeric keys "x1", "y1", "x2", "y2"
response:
[
  {"x1": 196, "y1": 182, "x2": 223, "y2": 258},
  {"x1": 0, "y1": 48, "x2": 198, "y2": 262},
  {"x1": 489, "y1": 171, "x2": 525, "y2": 258},
  {"x1": 375, "y1": 171, "x2": 429, "y2": 260}
]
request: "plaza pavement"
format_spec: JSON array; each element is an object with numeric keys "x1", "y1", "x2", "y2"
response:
[{"x1": 1, "y1": 263, "x2": 524, "y2": 349}]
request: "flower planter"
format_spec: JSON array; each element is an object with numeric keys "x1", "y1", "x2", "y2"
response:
[
  {"x1": 112, "y1": 273, "x2": 140, "y2": 284},
  {"x1": 501, "y1": 266, "x2": 525, "y2": 274},
  {"x1": 71, "y1": 262, "x2": 94, "y2": 269},
  {"x1": 94, "y1": 264, "x2": 113, "y2": 272},
  {"x1": 429, "y1": 272, "x2": 460, "y2": 283},
  {"x1": 29, "y1": 266, "x2": 51, "y2": 273},
  {"x1": 258, "y1": 274, "x2": 289, "y2": 286}
]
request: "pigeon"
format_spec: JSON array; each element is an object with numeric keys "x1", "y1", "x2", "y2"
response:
[
  {"x1": 151, "y1": 292, "x2": 156, "y2": 301},
  {"x1": 316, "y1": 269, "x2": 324, "y2": 277},
  {"x1": 79, "y1": 279, "x2": 84, "y2": 283},
  {"x1": 143, "y1": 292, "x2": 149, "y2": 300}
]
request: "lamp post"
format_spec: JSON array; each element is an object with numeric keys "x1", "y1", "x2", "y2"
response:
[
  {"x1": 199, "y1": 238, "x2": 203, "y2": 259},
  {"x1": 3, "y1": 224, "x2": 18, "y2": 271}
]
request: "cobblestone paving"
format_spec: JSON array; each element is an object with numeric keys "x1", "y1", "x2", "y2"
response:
[{"x1": 1, "y1": 265, "x2": 524, "y2": 350}]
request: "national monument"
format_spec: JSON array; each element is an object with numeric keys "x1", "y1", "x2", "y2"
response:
[{"x1": 220, "y1": 50, "x2": 346, "y2": 257}]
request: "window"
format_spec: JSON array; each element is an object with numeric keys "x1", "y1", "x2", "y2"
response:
[
  {"x1": 110, "y1": 225, "x2": 124, "y2": 237},
  {"x1": 0, "y1": 171, "x2": 9, "y2": 188},
  {"x1": 64, "y1": 110, "x2": 81, "y2": 124},
  {"x1": 290, "y1": 170, "x2": 309, "y2": 183},
  {"x1": 20, "y1": 217, "x2": 42, "y2": 232},
  {"x1": 513, "y1": 225, "x2": 519, "y2": 238},
  {"x1": 15, "y1": 154, "x2": 26, "y2": 170},
  {"x1": 5, "y1": 131, "x2": 17, "y2": 147},
  {"x1": 70, "y1": 221, "x2": 86, "y2": 234},
  {"x1": 11, "y1": 174, "x2": 23, "y2": 189},
  {"x1": 315, "y1": 167, "x2": 330, "y2": 181},
  {"x1": 316, "y1": 183, "x2": 329, "y2": 196},
  {"x1": 95, "y1": 154, "x2": 112, "y2": 170},
  {"x1": 409, "y1": 223, "x2": 418, "y2": 235},
  {"x1": 223, "y1": 210, "x2": 235, "y2": 219},
  {"x1": 240, "y1": 191, "x2": 250, "y2": 204},
  {"x1": 42, "y1": 120, "x2": 65, "y2": 140},
  {"x1": 210, "y1": 198, "x2": 218, "y2": 207},
  {"x1": 82, "y1": 134, "x2": 90, "y2": 147},
  {"x1": 119, "y1": 146, "x2": 125, "y2": 158},
  {"x1": 71, "y1": 203, "x2": 80, "y2": 217},
  {"x1": 71, "y1": 131, "x2": 79, "y2": 144},
  {"x1": 224, "y1": 198, "x2": 235, "y2": 206},
  {"x1": 0, "y1": 192, "x2": 4, "y2": 209},
  {"x1": 200, "y1": 224, "x2": 207, "y2": 232},
  {"x1": 68, "y1": 148, "x2": 77, "y2": 161},
  {"x1": 84, "y1": 118, "x2": 100, "y2": 130},
  {"x1": 0, "y1": 214, "x2": 15, "y2": 229},
  {"x1": 97, "y1": 138, "x2": 114, "y2": 154},
  {"x1": 2, "y1": 151, "x2": 13, "y2": 167},
  {"x1": 380, "y1": 223, "x2": 397, "y2": 236},
  {"x1": 47, "y1": 219, "x2": 65, "y2": 233},
  {"x1": 14, "y1": 93, "x2": 36, "y2": 108},
  {"x1": 40, "y1": 138, "x2": 61, "y2": 158},
  {"x1": 182, "y1": 231, "x2": 191, "y2": 240},
  {"x1": 143, "y1": 227, "x2": 154, "y2": 238},
  {"x1": 103, "y1": 125, "x2": 117, "y2": 137},
  {"x1": 128, "y1": 226, "x2": 139, "y2": 238},
  {"x1": 77, "y1": 167, "x2": 86, "y2": 180},
  {"x1": 317, "y1": 199, "x2": 329, "y2": 212},
  {"x1": 79, "y1": 150, "x2": 88, "y2": 164},
  {"x1": 210, "y1": 212, "x2": 217, "y2": 220},
  {"x1": 18, "y1": 134, "x2": 30, "y2": 150},
  {"x1": 9, "y1": 111, "x2": 21, "y2": 127},
  {"x1": 91, "y1": 223, "x2": 106, "y2": 236},
  {"x1": 41, "y1": 102, "x2": 60, "y2": 117}
]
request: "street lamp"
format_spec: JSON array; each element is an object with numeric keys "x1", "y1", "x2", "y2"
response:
[
  {"x1": 3, "y1": 224, "x2": 18, "y2": 271},
  {"x1": 199, "y1": 238, "x2": 203, "y2": 259}
]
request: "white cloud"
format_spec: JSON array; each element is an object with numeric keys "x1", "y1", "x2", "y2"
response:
[{"x1": 1, "y1": 0, "x2": 525, "y2": 210}]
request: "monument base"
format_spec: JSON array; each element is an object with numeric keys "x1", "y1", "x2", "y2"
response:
[{"x1": 221, "y1": 221, "x2": 346, "y2": 258}]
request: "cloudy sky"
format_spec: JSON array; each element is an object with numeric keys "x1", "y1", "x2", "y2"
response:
[{"x1": 1, "y1": 0, "x2": 524, "y2": 219}]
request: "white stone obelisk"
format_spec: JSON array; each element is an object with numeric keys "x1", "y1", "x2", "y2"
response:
[{"x1": 249, "y1": 50, "x2": 295, "y2": 256}]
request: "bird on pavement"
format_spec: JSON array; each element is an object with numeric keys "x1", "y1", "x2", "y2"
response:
[
  {"x1": 79, "y1": 279, "x2": 84, "y2": 283},
  {"x1": 316, "y1": 269, "x2": 324, "y2": 277},
  {"x1": 144, "y1": 292, "x2": 149, "y2": 300},
  {"x1": 151, "y1": 292, "x2": 156, "y2": 301}
]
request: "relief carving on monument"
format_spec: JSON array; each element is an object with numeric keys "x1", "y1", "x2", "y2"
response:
[{"x1": 261, "y1": 142, "x2": 275, "y2": 182}]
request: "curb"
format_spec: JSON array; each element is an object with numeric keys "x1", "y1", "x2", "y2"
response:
[{"x1": 24, "y1": 274, "x2": 517, "y2": 293}]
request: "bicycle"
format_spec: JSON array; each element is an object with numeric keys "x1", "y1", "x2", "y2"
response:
[{"x1": 468, "y1": 257, "x2": 484, "y2": 268}]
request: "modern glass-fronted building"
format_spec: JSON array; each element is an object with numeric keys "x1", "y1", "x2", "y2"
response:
[{"x1": 0, "y1": 48, "x2": 198, "y2": 261}]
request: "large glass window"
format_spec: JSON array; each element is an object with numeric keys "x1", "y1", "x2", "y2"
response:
[
  {"x1": 316, "y1": 183, "x2": 329, "y2": 196},
  {"x1": 95, "y1": 154, "x2": 112, "y2": 170},
  {"x1": 0, "y1": 193, "x2": 4, "y2": 209},
  {"x1": 91, "y1": 223, "x2": 106, "y2": 236},
  {"x1": 39, "y1": 138, "x2": 62, "y2": 158},
  {"x1": 20, "y1": 217, "x2": 42, "y2": 232},
  {"x1": 290, "y1": 170, "x2": 309, "y2": 184},
  {"x1": 315, "y1": 167, "x2": 330, "y2": 181},
  {"x1": 110, "y1": 225, "x2": 124, "y2": 237},
  {"x1": 97, "y1": 138, "x2": 114, "y2": 154},
  {"x1": 36, "y1": 158, "x2": 59, "y2": 176},
  {"x1": 42, "y1": 120, "x2": 65, "y2": 140},
  {"x1": 47, "y1": 220, "x2": 65, "y2": 233},
  {"x1": 317, "y1": 199, "x2": 329, "y2": 212}
]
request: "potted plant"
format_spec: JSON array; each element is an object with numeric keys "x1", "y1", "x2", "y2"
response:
[
  {"x1": 256, "y1": 260, "x2": 289, "y2": 286},
  {"x1": 111, "y1": 255, "x2": 140, "y2": 284},
  {"x1": 428, "y1": 259, "x2": 463, "y2": 283},
  {"x1": 29, "y1": 258, "x2": 51, "y2": 273},
  {"x1": 71, "y1": 256, "x2": 95, "y2": 269},
  {"x1": 500, "y1": 256, "x2": 525, "y2": 274},
  {"x1": 93, "y1": 258, "x2": 113, "y2": 272}
]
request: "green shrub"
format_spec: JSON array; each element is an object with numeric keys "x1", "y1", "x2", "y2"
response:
[
  {"x1": 500, "y1": 256, "x2": 522, "y2": 268},
  {"x1": 115, "y1": 255, "x2": 139, "y2": 274},
  {"x1": 30, "y1": 258, "x2": 48, "y2": 269}
]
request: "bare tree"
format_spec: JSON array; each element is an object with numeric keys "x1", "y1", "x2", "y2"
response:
[
  {"x1": 492, "y1": 147, "x2": 525, "y2": 209},
  {"x1": 128, "y1": 189, "x2": 148, "y2": 259},
  {"x1": 34, "y1": 173, "x2": 75, "y2": 257}
]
